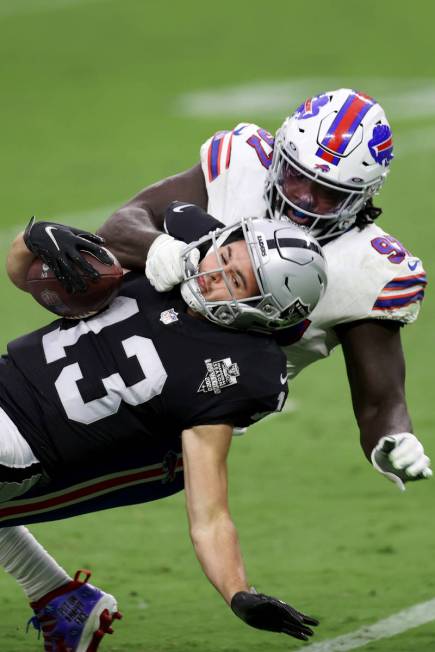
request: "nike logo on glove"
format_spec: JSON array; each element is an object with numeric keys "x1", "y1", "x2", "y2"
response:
[
  {"x1": 172, "y1": 204, "x2": 195, "y2": 213},
  {"x1": 280, "y1": 373, "x2": 289, "y2": 384},
  {"x1": 45, "y1": 226, "x2": 60, "y2": 250}
]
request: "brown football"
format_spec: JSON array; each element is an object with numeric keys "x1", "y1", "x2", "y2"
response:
[{"x1": 26, "y1": 250, "x2": 124, "y2": 319}]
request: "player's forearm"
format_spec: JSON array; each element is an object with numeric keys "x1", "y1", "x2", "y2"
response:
[
  {"x1": 97, "y1": 206, "x2": 161, "y2": 270},
  {"x1": 189, "y1": 513, "x2": 249, "y2": 604},
  {"x1": 6, "y1": 231, "x2": 35, "y2": 291},
  {"x1": 337, "y1": 320, "x2": 413, "y2": 460},
  {"x1": 356, "y1": 397, "x2": 412, "y2": 460},
  {"x1": 97, "y1": 164, "x2": 208, "y2": 270}
]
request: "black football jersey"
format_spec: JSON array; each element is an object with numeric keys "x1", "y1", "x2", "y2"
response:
[{"x1": 0, "y1": 273, "x2": 287, "y2": 480}]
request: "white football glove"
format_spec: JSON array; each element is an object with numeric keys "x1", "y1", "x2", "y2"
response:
[
  {"x1": 145, "y1": 234, "x2": 200, "y2": 292},
  {"x1": 371, "y1": 432, "x2": 432, "y2": 491}
]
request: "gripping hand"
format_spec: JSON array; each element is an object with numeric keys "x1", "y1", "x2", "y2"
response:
[
  {"x1": 371, "y1": 433, "x2": 432, "y2": 491},
  {"x1": 145, "y1": 233, "x2": 199, "y2": 292},
  {"x1": 230, "y1": 591, "x2": 318, "y2": 641},
  {"x1": 23, "y1": 218, "x2": 113, "y2": 293}
]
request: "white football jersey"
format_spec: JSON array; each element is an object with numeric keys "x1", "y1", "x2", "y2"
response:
[{"x1": 200, "y1": 123, "x2": 427, "y2": 379}]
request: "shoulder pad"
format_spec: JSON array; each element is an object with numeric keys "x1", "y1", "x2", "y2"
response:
[
  {"x1": 369, "y1": 232, "x2": 426, "y2": 323},
  {"x1": 200, "y1": 123, "x2": 272, "y2": 182},
  {"x1": 199, "y1": 123, "x2": 271, "y2": 224},
  {"x1": 310, "y1": 224, "x2": 426, "y2": 327}
]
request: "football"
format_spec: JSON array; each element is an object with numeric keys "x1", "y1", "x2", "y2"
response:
[{"x1": 26, "y1": 250, "x2": 124, "y2": 319}]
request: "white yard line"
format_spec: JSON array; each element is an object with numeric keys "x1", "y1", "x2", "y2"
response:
[
  {"x1": 176, "y1": 77, "x2": 435, "y2": 121},
  {"x1": 300, "y1": 598, "x2": 435, "y2": 651},
  {"x1": 1, "y1": 115, "x2": 434, "y2": 251},
  {"x1": 0, "y1": 79, "x2": 435, "y2": 247}
]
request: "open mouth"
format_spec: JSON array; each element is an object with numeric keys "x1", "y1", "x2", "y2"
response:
[{"x1": 286, "y1": 209, "x2": 315, "y2": 227}]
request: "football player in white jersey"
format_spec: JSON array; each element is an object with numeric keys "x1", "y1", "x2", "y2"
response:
[{"x1": 28, "y1": 89, "x2": 431, "y2": 491}]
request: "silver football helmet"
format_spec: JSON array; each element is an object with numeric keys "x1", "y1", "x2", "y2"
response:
[{"x1": 180, "y1": 217, "x2": 327, "y2": 334}]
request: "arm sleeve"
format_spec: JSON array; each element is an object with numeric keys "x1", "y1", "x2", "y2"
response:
[
  {"x1": 199, "y1": 123, "x2": 271, "y2": 224},
  {"x1": 163, "y1": 202, "x2": 224, "y2": 243}
]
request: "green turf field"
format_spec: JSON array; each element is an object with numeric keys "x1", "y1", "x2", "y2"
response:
[{"x1": 0, "y1": 1, "x2": 434, "y2": 650}]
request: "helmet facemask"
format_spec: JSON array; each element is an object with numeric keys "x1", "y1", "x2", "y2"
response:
[
  {"x1": 181, "y1": 222, "x2": 281, "y2": 332},
  {"x1": 264, "y1": 89, "x2": 392, "y2": 242}
]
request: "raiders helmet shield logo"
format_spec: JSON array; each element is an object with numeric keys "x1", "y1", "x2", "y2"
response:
[{"x1": 198, "y1": 358, "x2": 240, "y2": 394}]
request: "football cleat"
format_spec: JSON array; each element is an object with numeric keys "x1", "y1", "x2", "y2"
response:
[{"x1": 27, "y1": 569, "x2": 122, "y2": 652}]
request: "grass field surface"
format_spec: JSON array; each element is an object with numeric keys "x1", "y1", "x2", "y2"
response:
[{"x1": 0, "y1": 1, "x2": 434, "y2": 650}]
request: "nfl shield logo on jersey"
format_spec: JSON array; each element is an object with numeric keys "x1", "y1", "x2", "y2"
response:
[
  {"x1": 198, "y1": 358, "x2": 240, "y2": 394},
  {"x1": 159, "y1": 308, "x2": 179, "y2": 325}
]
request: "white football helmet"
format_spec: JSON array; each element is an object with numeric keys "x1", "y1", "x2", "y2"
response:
[
  {"x1": 180, "y1": 217, "x2": 327, "y2": 334},
  {"x1": 264, "y1": 88, "x2": 394, "y2": 242}
]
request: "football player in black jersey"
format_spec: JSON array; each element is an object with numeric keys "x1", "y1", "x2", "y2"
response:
[{"x1": 0, "y1": 206, "x2": 326, "y2": 651}]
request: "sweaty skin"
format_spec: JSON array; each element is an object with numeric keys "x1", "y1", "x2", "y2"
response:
[{"x1": 97, "y1": 165, "x2": 207, "y2": 270}]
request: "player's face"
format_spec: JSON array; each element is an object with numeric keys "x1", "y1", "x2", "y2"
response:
[
  {"x1": 197, "y1": 240, "x2": 259, "y2": 302},
  {"x1": 280, "y1": 162, "x2": 347, "y2": 226}
]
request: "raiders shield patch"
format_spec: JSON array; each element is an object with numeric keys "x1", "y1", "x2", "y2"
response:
[{"x1": 198, "y1": 358, "x2": 240, "y2": 394}]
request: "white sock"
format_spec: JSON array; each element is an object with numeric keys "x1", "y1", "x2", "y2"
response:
[{"x1": 0, "y1": 526, "x2": 71, "y2": 602}]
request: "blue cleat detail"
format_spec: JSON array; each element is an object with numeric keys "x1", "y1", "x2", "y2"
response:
[{"x1": 28, "y1": 569, "x2": 122, "y2": 652}]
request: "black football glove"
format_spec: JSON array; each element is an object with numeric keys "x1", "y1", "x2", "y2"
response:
[
  {"x1": 23, "y1": 217, "x2": 113, "y2": 293},
  {"x1": 230, "y1": 591, "x2": 319, "y2": 641}
]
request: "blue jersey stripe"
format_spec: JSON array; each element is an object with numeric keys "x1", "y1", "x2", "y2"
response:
[{"x1": 373, "y1": 290, "x2": 425, "y2": 309}]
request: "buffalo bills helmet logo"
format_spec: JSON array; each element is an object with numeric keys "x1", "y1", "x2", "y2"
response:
[
  {"x1": 368, "y1": 124, "x2": 394, "y2": 166},
  {"x1": 294, "y1": 94, "x2": 330, "y2": 120},
  {"x1": 314, "y1": 163, "x2": 330, "y2": 173}
]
